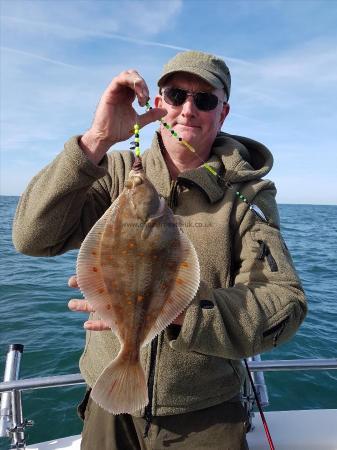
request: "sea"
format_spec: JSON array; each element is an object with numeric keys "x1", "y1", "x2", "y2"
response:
[{"x1": 1, "y1": 195, "x2": 337, "y2": 448}]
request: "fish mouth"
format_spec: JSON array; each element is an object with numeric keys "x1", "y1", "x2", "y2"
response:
[{"x1": 131, "y1": 156, "x2": 143, "y2": 172}]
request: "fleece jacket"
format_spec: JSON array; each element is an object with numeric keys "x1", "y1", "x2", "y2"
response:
[{"x1": 13, "y1": 131, "x2": 307, "y2": 416}]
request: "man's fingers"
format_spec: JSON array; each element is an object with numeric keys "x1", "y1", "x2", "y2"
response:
[
  {"x1": 68, "y1": 275, "x2": 78, "y2": 289},
  {"x1": 108, "y1": 70, "x2": 149, "y2": 106},
  {"x1": 138, "y1": 107, "x2": 167, "y2": 128},
  {"x1": 68, "y1": 300, "x2": 109, "y2": 332},
  {"x1": 124, "y1": 70, "x2": 149, "y2": 104},
  {"x1": 68, "y1": 299, "x2": 95, "y2": 313},
  {"x1": 84, "y1": 320, "x2": 110, "y2": 331}
]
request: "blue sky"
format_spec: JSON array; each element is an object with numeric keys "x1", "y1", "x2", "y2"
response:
[{"x1": 1, "y1": 0, "x2": 337, "y2": 204}]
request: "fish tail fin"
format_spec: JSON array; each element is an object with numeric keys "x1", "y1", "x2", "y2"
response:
[{"x1": 91, "y1": 350, "x2": 148, "y2": 414}]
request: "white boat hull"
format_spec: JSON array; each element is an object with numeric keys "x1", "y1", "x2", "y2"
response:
[{"x1": 26, "y1": 409, "x2": 337, "y2": 450}]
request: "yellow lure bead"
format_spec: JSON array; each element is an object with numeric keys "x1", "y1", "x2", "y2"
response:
[
  {"x1": 203, "y1": 163, "x2": 217, "y2": 176},
  {"x1": 182, "y1": 140, "x2": 196, "y2": 153}
]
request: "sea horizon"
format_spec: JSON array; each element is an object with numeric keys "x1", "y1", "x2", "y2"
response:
[{"x1": 1, "y1": 194, "x2": 336, "y2": 207}]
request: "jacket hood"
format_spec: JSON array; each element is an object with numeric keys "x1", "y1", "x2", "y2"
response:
[
  {"x1": 176, "y1": 131, "x2": 273, "y2": 204},
  {"x1": 212, "y1": 132, "x2": 273, "y2": 183}
]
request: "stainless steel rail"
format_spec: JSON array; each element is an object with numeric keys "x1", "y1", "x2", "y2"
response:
[
  {"x1": 0, "y1": 345, "x2": 26, "y2": 448},
  {"x1": 0, "y1": 374, "x2": 85, "y2": 394},
  {"x1": 249, "y1": 358, "x2": 337, "y2": 371},
  {"x1": 1, "y1": 358, "x2": 337, "y2": 393}
]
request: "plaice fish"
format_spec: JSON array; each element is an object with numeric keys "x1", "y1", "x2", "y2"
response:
[{"x1": 76, "y1": 157, "x2": 200, "y2": 414}]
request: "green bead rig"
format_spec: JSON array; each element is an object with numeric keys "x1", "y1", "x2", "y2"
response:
[{"x1": 129, "y1": 102, "x2": 268, "y2": 223}]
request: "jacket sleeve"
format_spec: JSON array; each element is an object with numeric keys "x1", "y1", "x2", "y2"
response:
[
  {"x1": 12, "y1": 136, "x2": 122, "y2": 256},
  {"x1": 169, "y1": 186, "x2": 308, "y2": 359}
]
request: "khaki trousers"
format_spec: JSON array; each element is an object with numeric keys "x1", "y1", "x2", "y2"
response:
[{"x1": 79, "y1": 393, "x2": 249, "y2": 450}]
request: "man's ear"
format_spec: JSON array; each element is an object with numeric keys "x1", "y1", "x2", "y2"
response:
[
  {"x1": 219, "y1": 103, "x2": 230, "y2": 131},
  {"x1": 154, "y1": 95, "x2": 163, "y2": 108}
]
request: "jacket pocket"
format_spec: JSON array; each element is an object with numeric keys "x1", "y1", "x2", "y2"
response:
[
  {"x1": 257, "y1": 240, "x2": 278, "y2": 272},
  {"x1": 263, "y1": 316, "x2": 289, "y2": 347},
  {"x1": 251, "y1": 225, "x2": 299, "y2": 278}
]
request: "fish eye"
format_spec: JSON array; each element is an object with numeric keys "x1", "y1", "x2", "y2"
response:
[
  {"x1": 133, "y1": 176, "x2": 143, "y2": 186},
  {"x1": 125, "y1": 180, "x2": 133, "y2": 189}
]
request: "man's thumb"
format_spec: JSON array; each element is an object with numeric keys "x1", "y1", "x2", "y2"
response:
[
  {"x1": 138, "y1": 107, "x2": 167, "y2": 128},
  {"x1": 68, "y1": 275, "x2": 79, "y2": 289}
]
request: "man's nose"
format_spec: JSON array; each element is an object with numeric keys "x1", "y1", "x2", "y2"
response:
[{"x1": 181, "y1": 95, "x2": 197, "y2": 116}]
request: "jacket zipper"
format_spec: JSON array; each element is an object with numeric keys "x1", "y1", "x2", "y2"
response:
[
  {"x1": 143, "y1": 180, "x2": 179, "y2": 436},
  {"x1": 143, "y1": 336, "x2": 158, "y2": 437},
  {"x1": 168, "y1": 180, "x2": 178, "y2": 208}
]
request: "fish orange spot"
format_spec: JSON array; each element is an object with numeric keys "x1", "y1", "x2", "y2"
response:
[
  {"x1": 106, "y1": 304, "x2": 112, "y2": 310},
  {"x1": 98, "y1": 288, "x2": 105, "y2": 294},
  {"x1": 122, "y1": 250, "x2": 128, "y2": 255},
  {"x1": 176, "y1": 278, "x2": 184, "y2": 285},
  {"x1": 127, "y1": 301, "x2": 132, "y2": 305},
  {"x1": 137, "y1": 295, "x2": 144, "y2": 302},
  {"x1": 92, "y1": 267, "x2": 98, "y2": 272},
  {"x1": 181, "y1": 261, "x2": 189, "y2": 268},
  {"x1": 128, "y1": 241, "x2": 136, "y2": 248},
  {"x1": 138, "y1": 253, "x2": 144, "y2": 257},
  {"x1": 91, "y1": 251, "x2": 97, "y2": 256}
]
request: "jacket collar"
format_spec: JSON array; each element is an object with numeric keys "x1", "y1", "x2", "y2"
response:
[
  {"x1": 143, "y1": 131, "x2": 273, "y2": 204},
  {"x1": 144, "y1": 132, "x2": 225, "y2": 204}
]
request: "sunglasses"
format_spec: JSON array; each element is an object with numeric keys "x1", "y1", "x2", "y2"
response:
[{"x1": 161, "y1": 87, "x2": 223, "y2": 112}]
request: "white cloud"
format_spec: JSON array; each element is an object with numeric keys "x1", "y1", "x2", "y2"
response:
[
  {"x1": 1, "y1": 0, "x2": 183, "y2": 39},
  {"x1": 1, "y1": 46, "x2": 83, "y2": 69}
]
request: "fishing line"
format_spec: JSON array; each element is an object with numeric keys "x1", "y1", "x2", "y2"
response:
[
  {"x1": 130, "y1": 102, "x2": 269, "y2": 224},
  {"x1": 130, "y1": 100, "x2": 276, "y2": 448}
]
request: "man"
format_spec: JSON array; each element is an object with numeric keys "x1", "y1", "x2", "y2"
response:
[{"x1": 13, "y1": 51, "x2": 307, "y2": 449}]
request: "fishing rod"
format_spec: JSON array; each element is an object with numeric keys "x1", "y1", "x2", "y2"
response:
[
  {"x1": 130, "y1": 105, "x2": 276, "y2": 450},
  {"x1": 244, "y1": 359, "x2": 275, "y2": 450}
]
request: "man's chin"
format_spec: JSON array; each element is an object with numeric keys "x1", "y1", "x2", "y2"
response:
[{"x1": 175, "y1": 127, "x2": 200, "y2": 143}]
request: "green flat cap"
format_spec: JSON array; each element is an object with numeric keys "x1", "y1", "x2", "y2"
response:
[{"x1": 158, "y1": 50, "x2": 231, "y2": 100}]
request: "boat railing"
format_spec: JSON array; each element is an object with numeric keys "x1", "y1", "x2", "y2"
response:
[{"x1": 1, "y1": 344, "x2": 337, "y2": 449}]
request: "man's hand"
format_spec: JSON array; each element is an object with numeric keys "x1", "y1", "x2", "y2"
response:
[
  {"x1": 68, "y1": 275, "x2": 110, "y2": 331},
  {"x1": 68, "y1": 275, "x2": 185, "y2": 329},
  {"x1": 80, "y1": 70, "x2": 167, "y2": 164}
]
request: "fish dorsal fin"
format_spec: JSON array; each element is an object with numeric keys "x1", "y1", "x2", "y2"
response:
[
  {"x1": 76, "y1": 198, "x2": 121, "y2": 335},
  {"x1": 142, "y1": 230, "x2": 200, "y2": 347}
]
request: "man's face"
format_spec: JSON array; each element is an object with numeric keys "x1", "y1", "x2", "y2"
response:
[{"x1": 155, "y1": 73, "x2": 229, "y2": 153}]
